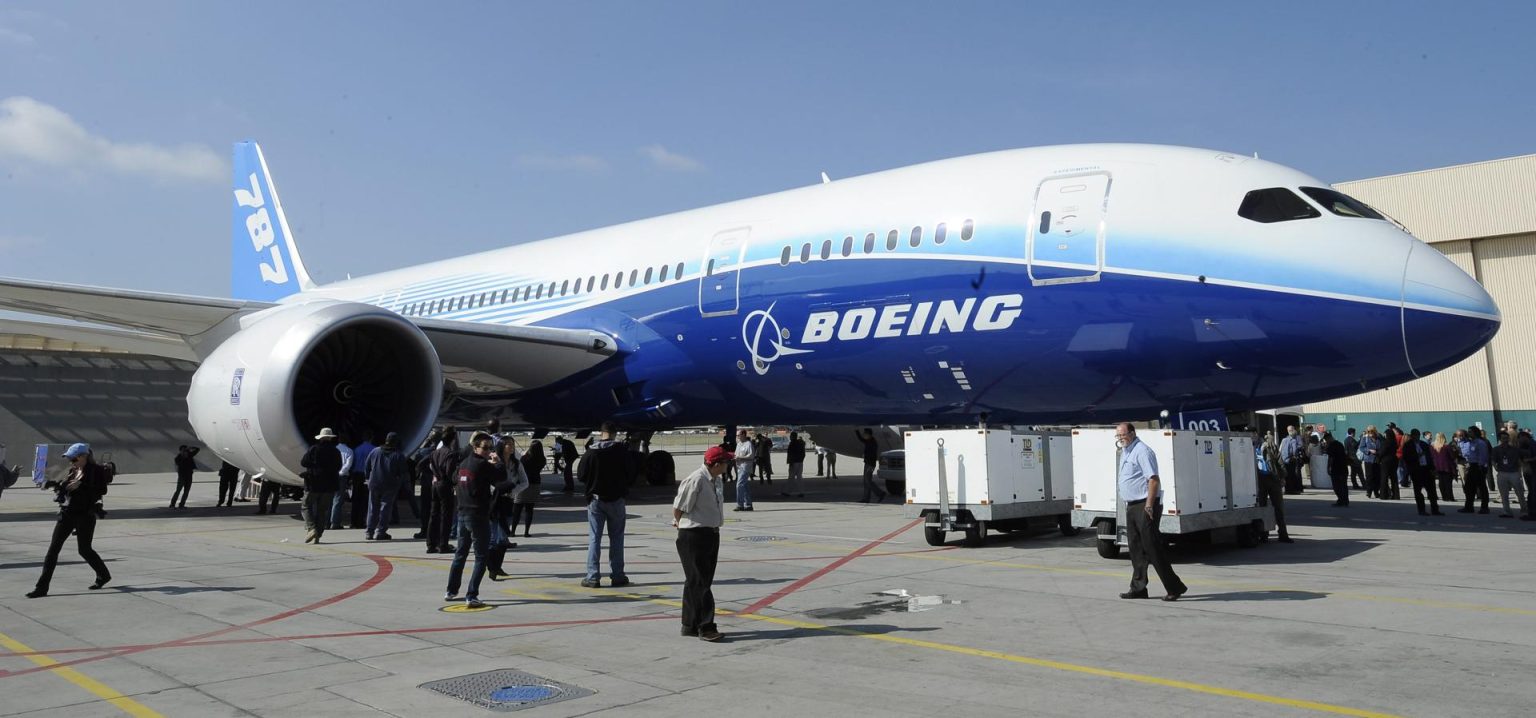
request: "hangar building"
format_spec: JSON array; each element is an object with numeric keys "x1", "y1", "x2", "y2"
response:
[{"x1": 1303, "y1": 153, "x2": 1536, "y2": 434}]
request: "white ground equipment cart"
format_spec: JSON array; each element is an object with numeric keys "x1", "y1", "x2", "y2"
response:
[
  {"x1": 1069, "y1": 428, "x2": 1273, "y2": 559},
  {"x1": 904, "y1": 428, "x2": 1077, "y2": 547}
]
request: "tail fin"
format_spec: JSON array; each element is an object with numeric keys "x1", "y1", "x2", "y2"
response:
[{"x1": 231, "y1": 141, "x2": 316, "y2": 301}]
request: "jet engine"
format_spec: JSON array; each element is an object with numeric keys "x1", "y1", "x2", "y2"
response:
[{"x1": 187, "y1": 300, "x2": 442, "y2": 486}]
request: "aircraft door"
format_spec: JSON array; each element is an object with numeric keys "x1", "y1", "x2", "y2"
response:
[
  {"x1": 699, "y1": 227, "x2": 750, "y2": 316},
  {"x1": 1027, "y1": 171, "x2": 1110, "y2": 285}
]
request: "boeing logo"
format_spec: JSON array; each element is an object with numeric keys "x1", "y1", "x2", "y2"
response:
[
  {"x1": 801, "y1": 294, "x2": 1025, "y2": 344},
  {"x1": 742, "y1": 301, "x2": 813, "y2": 375}
]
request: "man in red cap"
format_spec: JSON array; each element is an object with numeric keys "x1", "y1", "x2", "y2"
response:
[{"x1": 672, "y1": 445, "x2": 731, "y2": 641}]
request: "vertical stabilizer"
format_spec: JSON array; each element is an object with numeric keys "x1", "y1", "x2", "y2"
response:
[{"x1": 231, "y1": 141, "x2": 316, "y2": 300}]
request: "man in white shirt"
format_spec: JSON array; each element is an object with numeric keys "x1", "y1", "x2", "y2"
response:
[
  {"x1": 732, "y1": 429, "x2": 755, "y2": 512},
  {"x1": 1116, "y1": 423, "x2": 1187, "y2": 601},
  {"x1": 331, "y1": 440, "x2": 354, "y2": 530},
  {"x1": 673, "y1": 446, "x2": 731, "y2": 642}
]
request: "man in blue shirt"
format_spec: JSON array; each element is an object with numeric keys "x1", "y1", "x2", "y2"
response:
[
  {"x1": 1116, "y1": 423, "x2": 1187, "y2": 601},
  {"x1": 1456, "y1": 426, "x2": 1492, "y2": 514}
]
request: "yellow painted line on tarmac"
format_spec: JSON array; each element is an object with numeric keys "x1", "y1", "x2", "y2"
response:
[
  {"x1": 0, "y1": 630, "x2": 164, "y2": 718},
  {"x1": 730, "y1": 613, "x2": 1401, "y2": 718}
]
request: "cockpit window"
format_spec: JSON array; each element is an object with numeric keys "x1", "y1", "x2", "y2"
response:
[
  {"x1": 1299, "y1": 187, "x2": 1384, "y2": 220},
  {"x1": 1237, "y1": 188, "x2": 1321, "y2": 223}
]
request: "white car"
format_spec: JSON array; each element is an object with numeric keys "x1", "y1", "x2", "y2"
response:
[{"x1": 876, "y1": 449, "x2": 905, "y2": 496}]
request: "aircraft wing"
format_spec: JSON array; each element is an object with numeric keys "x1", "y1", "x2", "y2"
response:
[{"x1": 0, "y1": 276, "x2": 621, "y2": 393}]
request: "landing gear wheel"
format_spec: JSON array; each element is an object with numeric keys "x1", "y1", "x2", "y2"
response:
[
  {"x1": 924, "y1": 526, "x2": 946, "y2": 546},
  {"x1": 1097, "y1": 538, "x2": 1120, "y2": 559},
  {"x1": 962, "y1": 521, "x2": 987, "y2": 547},
  {"x1": 1057, "y1": 514, "x2": 1080, "y2": 537}
]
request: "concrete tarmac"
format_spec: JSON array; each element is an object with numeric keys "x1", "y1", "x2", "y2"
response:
[{"x1": 2, "y1": 471, "x2": 1532, "y2": 717}]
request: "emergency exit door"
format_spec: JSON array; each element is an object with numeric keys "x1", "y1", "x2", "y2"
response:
[
  {"x1": 699, "y1": 227, "x2": 750, "y2": 316},
  {"x1": 1027, "y1": 172, "x2": 1111, "y2": 285}
]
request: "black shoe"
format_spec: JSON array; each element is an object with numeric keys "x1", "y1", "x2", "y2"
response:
[
  {"x1": 1478, "y1": 508, "x2": 1490, "y2": 514},
  {"x1": 610, "y1": 577, "x2": 632, "y2": 588},
  {"x1": 1418, "y1": 511, "x2": 1429, "y2": 516},
  {"x1": 26, "y1": 589, "x2": 46, "y2": 598},
  {"x1": 699, "y1": 627, "x2": 723, "y2": 642},
  {"x1": 412, "y1": 532, "x2": 427, "y2": 539},
  {"x1": 1457, "y1": 508, "x2": 1473, "y2": 513},
  {"x1": 680, "y1": 626, "x2": 699, "y2": 637},
  {"x1": 1431, "y1": 511, "x2": 1445, "y2": 516},
  {"x1": 1278, "y1": 536, "x2": 1294, "y2": 543},
  {"x1": 376, "y1": 533, "x2": 392, "y2": 541},
  {"x1": 90, "y1": 576, "x2": 110, "y2": 590},
  {"x1": 1119, "y1": 591, "x2": 1149, "y2": 599},
  {"x1": 443, "y1": 544, "x2": 456, "y2": 552},
  {"x1": 580, "y1": 578, "x2": 600, "y2": 588},
  {"x1": 1162, "y1": 591, "x2": 1185, "y2": 602},
  {"x1": 1331, "y1": 502, "x2": 1346, "y2": 507},
  {"x1": 489, "y1": 570, "x2": 508, "y2": 582},
  {"x1": 256, "y1": 509, "x2": 267, "y2": 515}
]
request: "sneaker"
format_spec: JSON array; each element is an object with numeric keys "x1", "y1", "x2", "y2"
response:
[
  {"x1": 610, "y1": 577, "x2": 632, "y2": 588},
  {"x1": 444, "y1": 592, "x2": 459, "y2": 601},
  {"x1": 698, "y1": 628, "x2": 723, "y2": 642},
  {"x1": 580, "y1": 578, "x2": 600, "y2": 588},
  {"x1": 305, "y1": 530, "x2": 317, "y2": 544},
  {"x1": 465, "y1": 597, "x2": 486, "y2": 608}
]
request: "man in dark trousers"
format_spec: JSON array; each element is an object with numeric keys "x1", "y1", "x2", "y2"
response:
[
  {"x1": 444, "y1": 431, "x2": 501, "y2": 608},
  {"x1": 580, "y1": 422, "x2": 632, "y2": 588},
  {"x1": 216, "y1": 460, "x2": 240, "y2": 507},
  {"x1": 672, "y1": 446, "x2": 730, "y2": 642},
  {"x1": 1403, "y1": 429, "x2": 1442, "y2": 517},
  {"x1": 856, "y1": 428, "x2": 887, "y2": 503},
  {"x1": 410, "y1": 427, "x2": 441, "y2": 540},
  {"x1": 300, "y1": 428, "x2": 343, "y2": 543},
  {"x1": 1324, "y1": 432, "x2": 1351, "y2": 509},
  {"x1": 171, "y1": 445, "x2": 199, "y2": 508},
  {"x1": 1380, "y1": 423, "x2": 1401, "y2": 500},
  {"x1": 28, "y1": 443, "x2": 112, "y2": 597},
  {"x1": 365, "y1": 432, "x2": 411, "y2": 540},
  {"x1": 428, "y1": 427, "x2": 462, "y2": 553},
  {"x1": 782, "y1": 431, "x2": 806, "y2": 498},
  {"x1": 1456, "y1": 426, "x2": 1492, "y2": 514},
  {"x1": 1115, "y1": 423, "x2": 1187, "y2": 601},
  {"x1": 560, "y1": 437, "x2": 580, "y2": 493}
]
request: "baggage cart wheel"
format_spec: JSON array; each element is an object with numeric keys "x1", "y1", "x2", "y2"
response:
[
  {"x1": 962, "y1": 521, "x2": 987, "y2": 547},
  {"x1": 1057, "y1": 514, "x2": 1080, "y2": 537},
  {"x1": 1236, "y1": 520, "x2": 1262, "y2": 548},
  {"x1": 923, "y1": 526, "x2": 946, "y2": 546}
]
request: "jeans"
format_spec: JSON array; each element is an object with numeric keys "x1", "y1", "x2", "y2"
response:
[
  {"x1": 676, "y1": 527, "x2": 720, "y2": 632},
  {"x1": 733, "y1": 462, "x2": 753, "y2": 508},
  {"x1": 366, "y1": 484, "x2": 399, "y2": 536},
  {"x1": 303, "y1": 490, "x2": 334, "y2": 537},
  {"x1": 34, "y1": 510, "x2": 110, "y2": 593},
  {"x1": 861, "y1": 461, "x2": 885, "y2": 502},
  {"x1": 446, "y1": 513, "x2": 491, "y2": 599},
  {"x1": 330, "y1": 487, "x2": 347, "y2": 528},
  {"x1": 585, "y1": 498, "x2": 627, "y2": 582}
]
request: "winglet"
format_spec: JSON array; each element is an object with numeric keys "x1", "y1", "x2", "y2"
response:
[{"x1": 231, "y1": 141, "x2": 316, "y2": 300}]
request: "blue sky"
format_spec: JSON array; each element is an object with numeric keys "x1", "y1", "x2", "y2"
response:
[{"x1": 1, "y1": 1, "x2": 1532, "y2": 296}]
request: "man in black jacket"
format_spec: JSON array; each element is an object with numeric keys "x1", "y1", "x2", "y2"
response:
[
  {"x1": 445, "y1": 432, "x2": 502, "y2": 607},
  {"x1": 300, "y1": 428, "x2": 344, "y2": 543},
  {"x1": 28, "y1": 443, "x2": 112, "y2": 598},
  {"x1": 216, "y1": 460, "x2": 240, "y2": 507},
  {"x1": 428, "y1": 427, "x2": 462, "y2": 553},
  {"x1": 580, "y1": 422, "x2": 632, "y2": 588},
  {"x1": 171, "y1": 445, "x2": 199, "y2": 508}
]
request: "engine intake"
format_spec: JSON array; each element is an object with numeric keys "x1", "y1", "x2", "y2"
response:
[{"x1": 188, "y1": 300, "x2": 442, "y2": 485}]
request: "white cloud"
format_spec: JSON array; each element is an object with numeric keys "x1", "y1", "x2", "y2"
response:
[
  {"x1": 639, "y1": 144, "x2": 704, "y2": 172},
  {"x1": 0, "y1": 96, "x2": 225, "y2": 184},
  {"x1": 517, "y1": 153, "x2": 609, "y2": 173}
]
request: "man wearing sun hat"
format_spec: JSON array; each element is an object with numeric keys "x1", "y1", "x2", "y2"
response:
[
  {"x1": 671, "y1": 445, "x2": 731, "y2": 642},
  {"x1": 300, "y1": 428, "x2": 344, "y2": 543},
  {"x1": 27, "y1": 443, "x2": 112, "y2": 598}
]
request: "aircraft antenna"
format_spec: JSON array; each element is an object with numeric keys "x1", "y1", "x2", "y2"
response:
[{"x1": 820, "y1": 172, "x2": 831, "y2": 185}]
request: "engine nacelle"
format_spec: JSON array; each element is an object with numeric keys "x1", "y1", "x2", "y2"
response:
[{"x1": 188, "y1": 300, "x2": 442, "y2": 486}]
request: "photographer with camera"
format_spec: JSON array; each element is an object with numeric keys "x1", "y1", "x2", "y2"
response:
[{"x1": 27, "y1": 443, "x2": 112, "y2": 598}]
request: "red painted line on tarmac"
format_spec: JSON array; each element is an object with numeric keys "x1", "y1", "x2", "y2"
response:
[
  {"x1": 368, "y1": 545, "x2": 955, "y2": 566},
  {"x1": 735, "y1": 519, "x2": 923, "y2": 616},
  {"x1": 0, "y1": 554, "x2": 394, "y2": 678}
]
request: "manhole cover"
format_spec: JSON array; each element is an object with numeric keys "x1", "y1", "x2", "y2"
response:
[
  {"x1": 735, "y1": 535, "x2": 787, "y2": 542},
  {"x1": 421, "y1": 669, "x2": 593, "y2": 711}
]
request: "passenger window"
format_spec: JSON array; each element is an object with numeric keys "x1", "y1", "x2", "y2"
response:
[
  {"x1": 628, "y1": 269, "x2": 638, "y2": 286},
  {"x1": 864, "y1": 233, "x2": 876, "y2": 254},
  {"x1": 600, "y1": 274, "x2": 609, "y2": 290},
  {"x1": 615, "y1": 271, "x2": 625, "y2": 289},
  {"x1": 910, "y1": 226, "x2": 922, "y2": 247},
  {"x1": 644, "y1": 267, "x2": 653, "y2": 284},
  {"x1": 780, "y1": 246, "x2": 792, "y2": 266},
  {"x1": 535, "y1": 285, "x2": 543, "y2": 300},
  {"x1": 935, "y1": 222, "x2": 948, "y2": 244},
  {"x1": 961, "y1": 219, "x2": 974, "y2": 240},
  {"x1": 561, "y1": 280, "x2": 570, "y2": 296},
  {"x1": 886, "y1": 230, "x2": 898, "y2": 251},
  {"x1": 800, "y1": 243, "x2": 811, "y2": 263},
  {"x1": 500, "y1": 289, "x2": 509, "y2": 304},
  {"x1": 675, "y1": 262, "x2": 684, "y2": 279},
  {"x1": 820, "y1": 239, "x2": 832, "y2": 260},
  {"x1": 1299, "y1": 187, "x2": 1385, "y2": 220},
  {"x1": 587, "y1": 276, "x2": 596, "y2": 293},
  {"x1": 842, "y1": 236, "x2": 853, "y2": 257},
  {"x1": 1238, "y1": 188, "x2": 1322, "y2": 223},
  {"x1": 660, "y1": 264, "x2": 670, "y2": 282}
]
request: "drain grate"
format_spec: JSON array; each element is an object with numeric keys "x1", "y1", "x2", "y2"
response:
[
  {"x1": 735, "y1": 535, "x2": 787, "y2": 542},
  {"x1": 420, "y1": 669, "x2": 593, "y2": 712}
]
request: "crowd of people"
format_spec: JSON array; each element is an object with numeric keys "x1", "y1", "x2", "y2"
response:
[{"x1": 1263, "y1": 420, "x2": 1533, "y2": 520}]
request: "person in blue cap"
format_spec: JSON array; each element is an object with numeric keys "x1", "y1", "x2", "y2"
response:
[{"x1": 27, "y1": 443, "x2": 112, "y2": 598}]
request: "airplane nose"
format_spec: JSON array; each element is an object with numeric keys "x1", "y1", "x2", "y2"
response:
[{"x1": 1400, "y1": 240, "x2": 1500, "y2": 377}]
